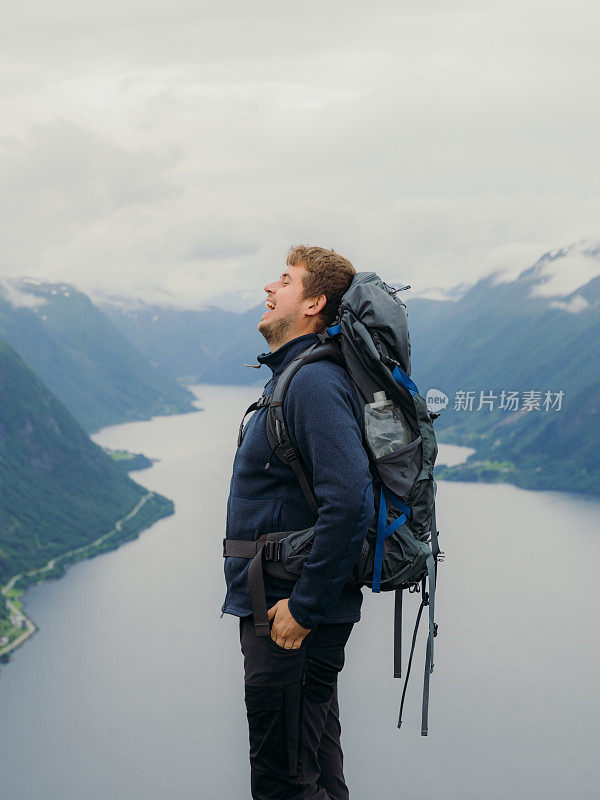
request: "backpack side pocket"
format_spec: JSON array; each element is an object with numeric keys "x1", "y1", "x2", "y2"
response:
[{"x1": 374, "y1": 435, "x2": 423, "y2": 501}]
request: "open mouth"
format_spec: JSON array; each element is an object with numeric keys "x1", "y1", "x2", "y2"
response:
[{"x1": 265, "y1": 299, "x2": 276, "y2": 310}]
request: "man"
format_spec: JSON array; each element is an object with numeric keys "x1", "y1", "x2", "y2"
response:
[{"x1": 222, "y1": 245, "x2": 374, "y2": 800}]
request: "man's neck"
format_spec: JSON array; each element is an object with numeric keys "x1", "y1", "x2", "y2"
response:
[
  {"x1": 267, "y1": 327, "x2": 318, "y2": 353},
  {"x1": 256, "y1": 331, "x2": 322, "y2": 378}
]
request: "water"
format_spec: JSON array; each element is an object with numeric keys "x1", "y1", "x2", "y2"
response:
[{"x1": 0, "y1": 384, "x2": 598, "y2": 800}]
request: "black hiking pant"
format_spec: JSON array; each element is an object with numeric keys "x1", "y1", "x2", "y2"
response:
[{"x1": 239, "y1": 615, "x2": 354, "y2": 800}]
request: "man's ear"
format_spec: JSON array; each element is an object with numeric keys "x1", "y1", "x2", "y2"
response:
[{"x1": 306, "y1": 294, "x2": 327, "y2": 317}]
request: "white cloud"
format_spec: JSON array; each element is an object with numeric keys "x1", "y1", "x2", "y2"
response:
[
  {"x1": 549, "y1": 296, "x2": 591, "y2": 313},
  {"x1": 0, "y1": 1, "x2": 598, "y2": 308},
  {"x1": 528, "y1": 244, "x2": 600, "y2": 298},
  {"x1": 0, "y1": 278, "x2": 48, "y2": 308}
]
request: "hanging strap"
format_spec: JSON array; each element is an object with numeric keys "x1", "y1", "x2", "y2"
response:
[
  {"x1": 397, "y1": 551, "x2": 436, "y2": 735},
  {"x1": 394, "y1": 588, "x2": 403, "y2": 678},
  {"x1": 429, "y1": 501, "x2": 440, "y2": 559},
  {"x1": 247, "y1": 544, "x2": 271, "y2": 637},
  {"x1": 418, "y1": 505, "x2": 439, "y2": 734},
  {"x1": 397, "y1": 592, "x2": 425, "y2": 729},
  {"x1": 394, "y1": 503, "x2": 441, "y2": 716},
  {"x1": 421, "y1": 552, "x2": 436, "y2": 735},
  {"x1": 223, "y1": 532, "x2": 293, "y2": 637}
]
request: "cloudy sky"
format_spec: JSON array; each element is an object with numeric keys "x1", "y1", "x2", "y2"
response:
[{"x1": 1, "y1": 0, "x2": 598, "y2": 309}]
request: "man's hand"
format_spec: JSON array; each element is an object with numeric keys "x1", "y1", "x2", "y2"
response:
[{"x1": 267, "y1": 599, "x2": 311, "y2": 649}]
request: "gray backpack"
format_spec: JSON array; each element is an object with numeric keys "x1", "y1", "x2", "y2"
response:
[{"x1": 226, "y1": 272, "x2": 443, "y2": 735}]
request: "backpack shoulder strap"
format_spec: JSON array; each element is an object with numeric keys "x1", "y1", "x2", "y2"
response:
[{"x1": 265, "y1": 335, "x2": 343, "y2": 518}]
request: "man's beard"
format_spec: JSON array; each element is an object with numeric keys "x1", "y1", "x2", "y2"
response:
[{"x1": 258, "y1": 312, "x2": 294, "y2": 348}]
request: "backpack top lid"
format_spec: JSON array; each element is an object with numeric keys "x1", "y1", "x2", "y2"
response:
[
  {"x1": 329, "y1": 271, "x2": 413, "y2": 410},
  {"x1": 339, "y1": 271, "x2": 411, "y2": 371}
]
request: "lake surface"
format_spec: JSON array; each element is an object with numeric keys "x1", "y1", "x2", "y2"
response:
[{"x1": 0, "y1": 384, "x2": 598, "y2": 800}]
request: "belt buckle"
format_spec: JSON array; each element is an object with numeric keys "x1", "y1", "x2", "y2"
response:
[{"x1": 264, "y1": 540, "x2": 281, "y2": 561}]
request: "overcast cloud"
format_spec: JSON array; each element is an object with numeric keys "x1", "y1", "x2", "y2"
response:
[{"x1": 1, "y1": 0, "x2": 598, "y2": 309}]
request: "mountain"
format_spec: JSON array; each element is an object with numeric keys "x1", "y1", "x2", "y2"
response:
[
  {"x1": 408, "y1": 245, "x2": 600, "y2": 399},
  {"x1": 0, "y1": 336, "x2": 174, "y2": 591},
  {"x1": 97, "y1": 242, "x2": 600, "y2": 495},
  {"x1": 98, "y1": 298, "x2": 267, "y2": 386},
  {"x1": 407, "y1": 244, "x2": 599, "y2": 416},
  {"x1": 410, "y1": 243, "x2": 600, "y2": 494},
  {"x1": 0, "y1": 278, "x2": 199, "y2": 432},
  {"x1": 435, "y1": 379, "x2": 600, "y2": 495}
]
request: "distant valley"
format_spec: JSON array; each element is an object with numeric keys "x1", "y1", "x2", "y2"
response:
[
  {"x1": 1, "y1": 242, "x2": 598, "y2": 662},
  {"x1": 98, "y1": 243, "x2": 600, "y2": 496}
]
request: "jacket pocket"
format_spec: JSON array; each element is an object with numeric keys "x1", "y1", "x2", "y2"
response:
[{"x1": 226, "y1": 494, "x2": 283, "y2": 541}]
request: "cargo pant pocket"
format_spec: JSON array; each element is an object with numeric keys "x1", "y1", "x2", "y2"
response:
[{"x1": 245, "y1": 684, "x2": 300, "y2": 778}]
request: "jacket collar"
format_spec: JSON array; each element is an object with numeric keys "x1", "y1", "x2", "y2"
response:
[{"x1": 257, "y1": 332, "x2": 321, "y2": 379}]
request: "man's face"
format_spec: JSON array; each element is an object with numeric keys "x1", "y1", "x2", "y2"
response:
[{"x1": 258, "y1": 263, "x2": 312, "y2": 348}]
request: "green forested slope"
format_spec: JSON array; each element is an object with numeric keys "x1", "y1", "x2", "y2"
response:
[
  {"x1": 407, "y1": 257, "x2": 600, "y2": 495},
  {"x1": 0, "y1": 280, "x2": 198, "y2": 432},
  {"x1": 435, "y1": 381, "x2": 600, "y2": 494},
  {"x1": 0, "y1": 338, "x2": 173, "y2": 586}
]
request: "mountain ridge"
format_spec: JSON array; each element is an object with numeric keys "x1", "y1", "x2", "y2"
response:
[{"x1": 0, "y1": 278, "x2": 199, "y2": 432}]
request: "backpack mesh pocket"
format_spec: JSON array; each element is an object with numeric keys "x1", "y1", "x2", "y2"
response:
[{"x1": 374, "y1": 435, "x2": 423, "y2": 501}]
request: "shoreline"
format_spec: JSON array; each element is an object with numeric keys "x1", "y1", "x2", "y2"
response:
[{"x1": 0, "y1": 491, "x2": 163, "y2": 662}]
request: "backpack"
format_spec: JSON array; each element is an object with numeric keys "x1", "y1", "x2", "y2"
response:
[{"x1": 224, "y1": 271, "x2": 444, "y2": 735}]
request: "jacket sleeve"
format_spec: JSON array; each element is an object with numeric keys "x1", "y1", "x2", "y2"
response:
[{"x1": 283, "y1": 362, "x2": 374, "y2": 629}]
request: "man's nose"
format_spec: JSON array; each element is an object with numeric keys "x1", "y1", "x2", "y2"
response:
[{"x1": 264, "y1": 280, "x2": 278, "y2": 294}]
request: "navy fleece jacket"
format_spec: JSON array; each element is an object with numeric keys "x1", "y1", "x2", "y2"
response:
[{"x1": 221, "y1": 332, "x2": 375, "y2": 629}]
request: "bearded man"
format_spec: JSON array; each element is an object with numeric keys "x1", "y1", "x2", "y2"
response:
[{"x1": 222, "y1": 245, "x2": 374, "y2": 800}]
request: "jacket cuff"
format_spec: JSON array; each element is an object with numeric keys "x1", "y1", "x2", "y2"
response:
[{"x1": 287, "y1": 596, "x2": 314, "y2": 630}]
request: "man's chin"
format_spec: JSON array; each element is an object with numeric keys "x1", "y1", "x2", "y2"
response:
[
  {"x1": 257, "y1": 317, "x2": 273, "y2": 343},
  {"x1": 258, "y1": 314, "x2": 292, "y2": 347}
]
